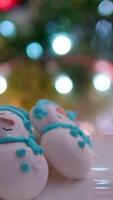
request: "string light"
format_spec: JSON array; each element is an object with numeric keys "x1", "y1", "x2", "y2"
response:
[
  {"x1": 0, "y1": 76, "x2": 7, "y2": 94},
  {"x1": 98, "y1": 0, "x2": 113, "y2": 16},
  {"x1": 93, "y1": 74, "x2": 112, "y2": 92},
  {"x1": 0, "y1": 20, "x2": 17, "y2": 38},
  {"x1": 55, "y1": 75, "x2": 73, "y2": 94},
  {"x1": 51, "y1": 33, "x2": 72, "y2": 55},
  {"x1": 26, "y1": 42, "x2": 43, "y2": 60}
]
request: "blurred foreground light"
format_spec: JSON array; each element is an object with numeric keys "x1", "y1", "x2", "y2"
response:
[
  {"x1": 0, "y1": 20, "x2": 16, "y2": 37},
  {"x1": 26, "y1": 42, "x2": 43, "y2": 59},
  {"x1": 96, "y1": 20, "x2": 112, "y2": 38},
  {"x1": 51, "y1": 33, "x2": 72, "y2": 55},
  {"x1": 93, "y1": 74, "x2": 112, "y2": 92},
  {"x1": 0, "y1": 0, "x2": 19, "y2": 11},
  {"x1": 98, "y1": 0, "x2": 113, "y2": 16},
  {"x1": 55, "y1": 75, "x2": 73, "y2": 94},
  {"x1": 0, "y1": 76, "x2": 7, "y2": 94},
  {"x1": 79, "y1": 121, "x2": 95, "y2": 136}
]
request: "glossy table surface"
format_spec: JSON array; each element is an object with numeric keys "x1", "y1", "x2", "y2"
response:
[{"x1": 34, "y1": 137, "x2": 113, "y2": 200}]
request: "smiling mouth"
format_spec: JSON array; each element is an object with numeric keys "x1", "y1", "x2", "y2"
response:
[{"x1": 3, "y1": 128, "x2": 13, "y2": 131}]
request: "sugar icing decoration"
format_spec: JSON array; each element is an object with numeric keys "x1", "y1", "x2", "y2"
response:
[
  {"x1": 66, "y1": 111, "x2": 78, "y2": 121},
  {"x1": 32, "y1": 99, "x2": 93, "y2": 150},
  {"x1": 0, "y1": 106, "x2": 45, "y2": 155},
  {"x1": 33, "y1": 107, "x2": 48, "y2": 120},
  {"x1": 56, "y1": 107, "x2": 67, "y2": 117},
  {"x1": 33, "y1": 99, "x2": 57, "y2": 120},
  {"x1": 78, "y1": 141, "x2": 86, "y2": 149},
  {"x1": 70, "y1": 129, "x2": 79, "y2": 137},
  {"x1": 16, "y1": 149, "x2": 26, "y2": 158},
  {"x1": 0, "y1": 136, "x2": 44, "y2": 155},
  {"x1": 20, "y1": 162, "x2": 31, "y2": 173},
  {"x1": 0, "y1": 106, "x2": 35, "y2": 139},
  {"x1": 34, "y1": 99, "x2": 78, "y2": 122},
  {"x1": 40, "y1": 122, "x2": 92, "y2": 149}
]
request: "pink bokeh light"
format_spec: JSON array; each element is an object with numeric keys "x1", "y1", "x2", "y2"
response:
[{"x1": 0, "y1": 0, "x2": 20, "y2": 11}]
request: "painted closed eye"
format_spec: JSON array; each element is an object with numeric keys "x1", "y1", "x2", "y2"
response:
[
  {"x1": 57, "y1": 114, "x2": 64, "y2": 119},
  {"x1": 56, "y1": 107, "x2": 67, "y2": 119},
  {"x1": 3, "y1": 128, "x2": 13, "y2": 131}
]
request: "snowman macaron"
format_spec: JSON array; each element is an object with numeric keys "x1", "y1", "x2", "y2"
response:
[
  {"x1": 30, "y1": 99, "x2": 95, "y2": 179},
  {"x1": 0, "y1": 105, "x2": 48, "y2": 200}
]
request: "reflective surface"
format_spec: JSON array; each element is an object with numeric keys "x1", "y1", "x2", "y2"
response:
[
  {"x1": 33, "y1": 137, "x2": 113, "y2": 200},
  {"x1": 91, "y1": 137, "x2": 113, "y2": 199}
]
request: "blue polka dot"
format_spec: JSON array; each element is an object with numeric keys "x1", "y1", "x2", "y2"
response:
[
  {"x1": 16, "y1": 149, "x2": 26, "y2": 158},
  {"x1": 20, "y1": 162, "x2": 31, "y2": 173},
  {"x1": 70, "y1": 129, "x2": 79, "y2": 137},
  {"x1": 78, "y1": 141, "x2": 85, "y2": 149}
]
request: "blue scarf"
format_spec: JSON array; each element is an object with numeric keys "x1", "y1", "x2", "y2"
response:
[
  {"x1": 41, "y1": 122, "x2": 92, "y2": 148},
  {"x1": 0, "y1": 136, "x2": 44, "y2": 155}
]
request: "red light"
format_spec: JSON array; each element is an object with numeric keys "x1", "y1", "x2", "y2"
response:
[{"x1": 0, "y1": 0, "x2": 20, "y2": 11}]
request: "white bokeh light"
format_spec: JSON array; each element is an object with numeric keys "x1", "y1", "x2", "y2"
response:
[
  {"x1": 0, "y1": 76, "x2": 7, "y2": 94},
  {"x1": 93, "y1": 74, "x2": 112, "y2": 92},
  {"x1": 55, "y1": 75, "x2": 73, "y2": 94},
  {"x1": 26, "y1": 42, "x2": 43, "y2": 59},
  {"x1": 51, "y1": 33, "x2": 72, "y2": 55},
  {"x1": 98, "y1": 0, "x2": 113, "y2": 16},
  {"x1": 0, "y1": 20, "x2": 16, "y2": 37}
]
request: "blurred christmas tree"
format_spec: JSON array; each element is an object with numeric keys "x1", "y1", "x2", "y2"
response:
[{"x1": 0, "y1": 0, "x2": 112, "y2": 118}]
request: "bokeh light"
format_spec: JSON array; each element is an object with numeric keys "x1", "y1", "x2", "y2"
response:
[
  {"x1": 26, "y1": 42, "x2": 43, "y2": 59},
  {"x1": 94, "y1": 60, "x2": 113, "y2": 72},
  {"x1": 0, "y1": 76, "x2": 7, "y2": 94},
  {"x1": 93, "y1": 74, "x2": 112, "y2": 92},
  {"x1": 94, "y1": 60, "x2": 113, "y2": 79},
  {"x1": 0, "y1": 20, "x2": 17, "y2": 37},
  {"x1": 0, "y1": 0, "x2": 19, "y2": 11},
  {"x1": 55, "y1": 75, "x2": 73, "y2": 94},
  {"x1": 51, "y1": 33, "x2": 72, "y2": 55},
  {"x1": 98, "y1": 0, "x2": 113, "y2": 16},
  {"x1": 96, "y1": 115, "x2": 113, "y2": 136},
  {"x1": 96, "y1": 20, "x2": 112, "y2": 38},
  {"x1": 79, "y1": 121, "x2": 95, "y2": 136}
]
